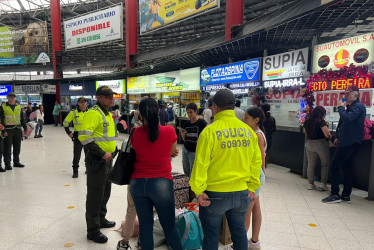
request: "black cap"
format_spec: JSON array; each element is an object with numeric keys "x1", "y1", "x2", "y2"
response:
[
  {"x1": 213, "y1": 89, "x2": 236, "y2": 109},
  {"x1": 77, "y1": 96, "x2": 87, "y2": 102},
  {"x1": 341, "y1": 85, "x2": 359, "y2": 94},
  {"x1": 7, "y1": 92, "x2": 16, "y2": 97},
  {"x1": 96, "y1": 86, "x2": 116, "y2": 96},
  {"x1": 158, "y1": 99, "x2": 166, "y2": 106}
]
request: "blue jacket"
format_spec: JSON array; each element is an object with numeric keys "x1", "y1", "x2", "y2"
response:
[{"x1": 336, "y1": 99, "x2": 366, "y2": 147}]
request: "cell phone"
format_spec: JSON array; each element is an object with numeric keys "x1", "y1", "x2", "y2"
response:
[{"x1": 177, "y1": 127, "x2": 187, "y2": 132}]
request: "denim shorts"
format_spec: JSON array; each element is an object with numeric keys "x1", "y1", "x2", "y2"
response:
[{"x1": 255, "y1": 168, "x2": 265, "y2": 196}]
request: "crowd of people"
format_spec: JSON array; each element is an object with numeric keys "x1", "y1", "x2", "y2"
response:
[{"x1": 0, "y1": 84, "x2": 367, "y2": 250}]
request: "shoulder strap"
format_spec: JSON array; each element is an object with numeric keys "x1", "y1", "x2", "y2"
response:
[{"x1": 124, "y1": 128, "x2": 135, "y2": 152}]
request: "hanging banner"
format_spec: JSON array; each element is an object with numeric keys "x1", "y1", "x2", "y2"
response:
[
  {"x1": 140, "y1": 0, "x2": 220, "y2": 34},
  {"x1": 127, "y1": 67, "x2": 200, "y2": 94},
  {"x1": 14, "y1": 85, "x2": 41, "y2": 95},
  {"x1": 0, "y1": 85, "x2": 12, "y2": 97},
  {"x1": 201, "y1": 58, "x2": 261, "y2": 86},
  {"x1": 64, "y1": 4, "x2": 123, "y2": 50},
  {"x1": 262, "y1": 48, "x2": 309, "y2": 81},
  {"x1": 0, "y1": 22, "x2": 50, "y2": 65},
  {"x1": 42, "y1": 84, "x2": 56, "y2": 94},
  {"x1": 96, "y1": 79, "x2": 125, "y2": 94},
  {"x1": 312, "y1": 33, "x2": 374, "y2": 73}
]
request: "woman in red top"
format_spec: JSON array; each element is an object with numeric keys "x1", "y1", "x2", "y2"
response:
[{"x1": 130, "y1": 98, "x2": 182, "y2": 250}]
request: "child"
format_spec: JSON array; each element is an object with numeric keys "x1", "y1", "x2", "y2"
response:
[{"x1": 244, "y1": 107, "x2": 266, "y2": 249}]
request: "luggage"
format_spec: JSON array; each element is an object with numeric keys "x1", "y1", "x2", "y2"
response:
[
  {"x1": 172, "y1": 172, "x2": 190, "y2": 209},
  {"x1": 23, "y1": 125, "x2": 33, "y2": 139},
  {"x1": 175, "y1": 211, "x2": 204, "y2": 250}
]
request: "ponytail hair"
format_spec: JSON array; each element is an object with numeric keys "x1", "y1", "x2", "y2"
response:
[
  {"x1": 139, "y1": 98, "x2": 159, "y2": 143},
  {"x1": 261, "y1": 103, "x2": 271, "y2": 118}
]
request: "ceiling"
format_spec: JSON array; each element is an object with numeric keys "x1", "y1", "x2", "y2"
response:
[{"x1": 0, "y1": 0, "x2": 373, "y2": 81}]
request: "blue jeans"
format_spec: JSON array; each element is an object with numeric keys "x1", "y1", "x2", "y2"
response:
[
  {"x1": 147, "y1": 14, "x2": 164, "y2": 30},
  {"x1": 53, "y1": 115, "x2": 58, "y2": 126},
  {"x1": 130, "y1": 178, "x2": 182, "y2": 250},
  {"x1": 182, "y1": 146, "x2": 195, "y2": 177},
  {"x1": 35, "y1": 119, "x2": 43, "y2": 136},
  {"x1": 200, "y1": 190, "x2": 250, "y2": 250}
]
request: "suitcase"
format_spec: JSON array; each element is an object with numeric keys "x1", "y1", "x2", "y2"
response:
[
  {"x1": 23, "y1": 125, "x2": 33, "y2": 139},
  {"x1": 172, "y1": 172, "x2": 190, "y2": 209}
]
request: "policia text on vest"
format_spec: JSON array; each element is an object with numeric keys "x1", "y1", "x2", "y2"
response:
[{"x1": 63, "y1": 104, "x2": 88, "y2": 178}]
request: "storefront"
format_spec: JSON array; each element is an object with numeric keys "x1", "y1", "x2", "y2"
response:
[
  {"x1": 14, "y1": 84, "x2": 42, "y2": 106},
  {"x1": 200, "y1": 58, "x2": 261, "y2": 110}
]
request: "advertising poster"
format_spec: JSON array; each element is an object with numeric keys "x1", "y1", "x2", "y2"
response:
[
  {"x1": 139, "y1": 0, "x2": 220, "y2": 33},
  {"x1": 64, "y1": 4, "x2": 123, "y2": 50},
  {"x1": 0, "y1": 22, "x2": 50, "y2": 65},
  {"x1": 312, "y1": 33, "x2": 374, "y2": 73},
  {"x1": 42, "y1": 84, "x2": 56, "y2": 94},
  {"x1": 14, "y1": 85, "x2": 41, "y2": 95},
  {"x1": 96, "y1": 79, "x2": 125, "y2": 94},
  {"x1": 201, "y1": 58, "x2": 261, "y2": 86},
  {"x1": 0, "y1": 85, "x2": 12, "y2": 97},
  {"x1": 262, "y1": 48, "x2": 309, "y2": 81},
  {"x1": 127, "y1": 67, "x2": 200, "y2": 94}
]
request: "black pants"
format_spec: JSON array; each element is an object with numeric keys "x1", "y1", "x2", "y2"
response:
[
  {"x1": 3, "y1": 128, "x2": 22, "y2": 165},
  {"x1": 330, "y1": 143, "x2": 360, "y2": 197},
  {"x1": 86, "y1": 154, "x2": 112, "y2": 235},
  {"x1": 72, "y1": 132, "x2": 88, "y2": 172}
]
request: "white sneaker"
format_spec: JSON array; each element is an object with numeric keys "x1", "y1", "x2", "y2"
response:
[
  {"x1": 308, "y1": 184, "x2": 316, "y2": 190},
  {"x1": 318, "y1": 183, "x2": 329, "y2": 191},
  {"x1": 248, "y1": 239, "x2": 261, "y2": 249}
]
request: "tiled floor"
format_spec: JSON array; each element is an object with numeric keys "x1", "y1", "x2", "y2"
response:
[{"x1": 1, "y1": 125, "x2": 374, "y2": 249}]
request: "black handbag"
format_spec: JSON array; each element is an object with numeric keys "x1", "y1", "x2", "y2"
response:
[{"x1": 108, "y1": 129, "x2": 136, "y2": 185}]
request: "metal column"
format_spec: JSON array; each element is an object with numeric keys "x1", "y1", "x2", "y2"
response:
[
  {"x1": 125, "y1": 0, "x2": 138, "y2": 69},
  {"x1": 225, "y1": 0, "x2": 244, "y2": 42}
]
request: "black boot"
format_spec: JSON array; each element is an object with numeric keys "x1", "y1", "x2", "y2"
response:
[
  {"x1": 0, "y1": 166, "x2": 6, "y2": 172},
  {"x1": 5, "y1": 164, "x2": 12, "y2": 170},
  {"x1": 72, "y1": 172, "x2": 78, "y2": 178},
  {"x1": 14, "y1": 162, "x2": 25, "y2": 168}
]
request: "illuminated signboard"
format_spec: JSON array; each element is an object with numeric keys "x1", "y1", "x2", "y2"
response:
[
  {"x1": 311, "y1": 77, "x2": 373, "y2": 92},
  {"x1": 113, "y1": 94, "x2": 123, "y2": 99},
  {"x1": 201, "y1": 84, "x2": 227, "y2": 91},
  {"x1": 263, "y1": 77, "x2": 305, "y2": 88}
]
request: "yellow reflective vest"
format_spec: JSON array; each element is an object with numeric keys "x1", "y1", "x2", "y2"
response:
[
  {"x1": 63, "y1": 109, "x2": 86, "y2": 132},
  {"x1": 2, "y1": 103, "x2": 22, "y2": 128},
  {"x1": 190, "y1": 110, "x2": 262, "y2": 195},
  {"x1": 78, "y1": 105, "x2": 116, "y2": 153}
]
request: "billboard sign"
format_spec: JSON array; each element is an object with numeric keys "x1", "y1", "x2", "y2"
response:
[
  {"x1": 64, "y1": 4, "x2": 123, "y2": 50},
  {"x1": 0, "y1": 22, "x2": 50, "y2": 65},
  {"x1": 0, "y1": 85, "x2": 12, "y2": 97},
  {"x1": 96, "y1": 79, "x2": 125, "y2": 94},
  {"x1": 201, "y1": 58, "x2": 261, "y2": 86},
  {"x1": 127, "y1": 67, "x2": 200, "y2": 94},
  {"x1": 312, "y1": 33, "x2": 374, "y2": 73},
  {"x1": 262, "y1": 48, "x2": 309, "y2": 81},
  {"x1": 14, "y1": 85, "x2": 41, "y2": 95},
  {"x1": 139, "y1": 0, "x2": 220, "y2": 34}
]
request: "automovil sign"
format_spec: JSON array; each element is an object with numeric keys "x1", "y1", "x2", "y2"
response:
[
  {"x1": 96, "y1": 79, "x2": 125, "y2": 94},
  {"x1": 312, "y1": 33, "x2": 374, "y2": 73},
  {"x1": 200, "y1": 58, "x2": 261, "y2": 86},
  {"x1": 0, "y1": 85, "x2": 12, "y2": 96},
  {"x1": 127, "y1": 67, "x2": 200, "y2": 94},
  {"x1": 63, "y1": 4, "x2": 123, "y2": 50},
  {"x1": 262, "y1": 48, "x2": 309, "y2": 81},
  {"x1": 14, "y1": 85, "x2": 41, "y2": 94}
]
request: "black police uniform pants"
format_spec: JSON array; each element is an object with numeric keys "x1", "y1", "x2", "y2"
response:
[
  {"x1": 86, "y1": 155, "x2": 112, "y2": 235},
  {"x1": 72, "y1": 133, "x2": 88, "y2": 172},
  {"x1": 3, "y1": 128, "x2": 22, "y2": 165},
  {"x1": 0, "y1": 137, "x2": 4, "y2": 166}
]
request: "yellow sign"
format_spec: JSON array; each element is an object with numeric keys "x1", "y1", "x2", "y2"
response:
[{"x1": 140, "y1": 0, "x2": 220, "y2": 33}]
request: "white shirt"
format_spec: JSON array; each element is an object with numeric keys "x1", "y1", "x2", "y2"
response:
[
  {"x1": 36, "y1": 109, "x2": 44, "y2": 122},
  {"x1": 203, "y1": 109, "x2": 213, "y2": 125}
]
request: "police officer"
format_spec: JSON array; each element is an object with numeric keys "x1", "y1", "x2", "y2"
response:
[
  {"x1": 63, "y1": 96, "x2": 88, "y2": 178},
  {"x1": 1, "y1": 92, "x2": 27, "y2": 170},
  {"x1": 78, "y1": 86, "x2": 117, "y2": 244}
]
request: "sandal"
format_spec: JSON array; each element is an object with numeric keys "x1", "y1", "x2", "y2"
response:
[{"x1": 117, "y1": 240, "x2": 132, "y2": 250}]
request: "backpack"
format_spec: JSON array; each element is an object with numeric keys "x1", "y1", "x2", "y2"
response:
[
  {"x1": 175, "y1": 211, "x2": 204, "y2": 250},
  {"x1": 167, "y1": 107, "x2": 174, "y2": 122},
  {"x1": 363, "y1": 119, "x2": 374, "y2": 140},
  {"x1": 29, "y1": 111, "x2": 37, "y2": 121}
]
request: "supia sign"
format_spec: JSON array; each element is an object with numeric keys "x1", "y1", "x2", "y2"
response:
[
  {"x1": 96, "y1": 79, "x2": 125, "y2": 94},
  {"x1": 127, "y1": 67, "x2": 200, "y2": 94},
  {"x1": 140, "y1": 0, "x2": 220, "y2": 34},
  {"x1": 0, "y1": 85, "x2": 12, "y2": 97},
  {"x1": 14, "y1": 85, "x2": 40, "y2": 94},
  {"x1": 200, "y1": 58, "x2": 261, "y2": 86},
  {"x1": 64, "y1": 4, "x2": 123, "y2": 50},
  {"x1": 263, "y1": 77, "x2": 305, "y2": 89},
  {"x1": 315, "y1": 90, "x2": 373, "y2": 108},
  {"x1": 312, "y1": 33, "x2": 374, "y2": 73},
  {"x1": 264, "y1": 90, "x2": 304, "y2": 104},
  {"x1": 262, "y1": 48, "x2": 308, "y2": 81},
  {"x1": 311, "y1": 77, "x2": 373, "y2": 92}
]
